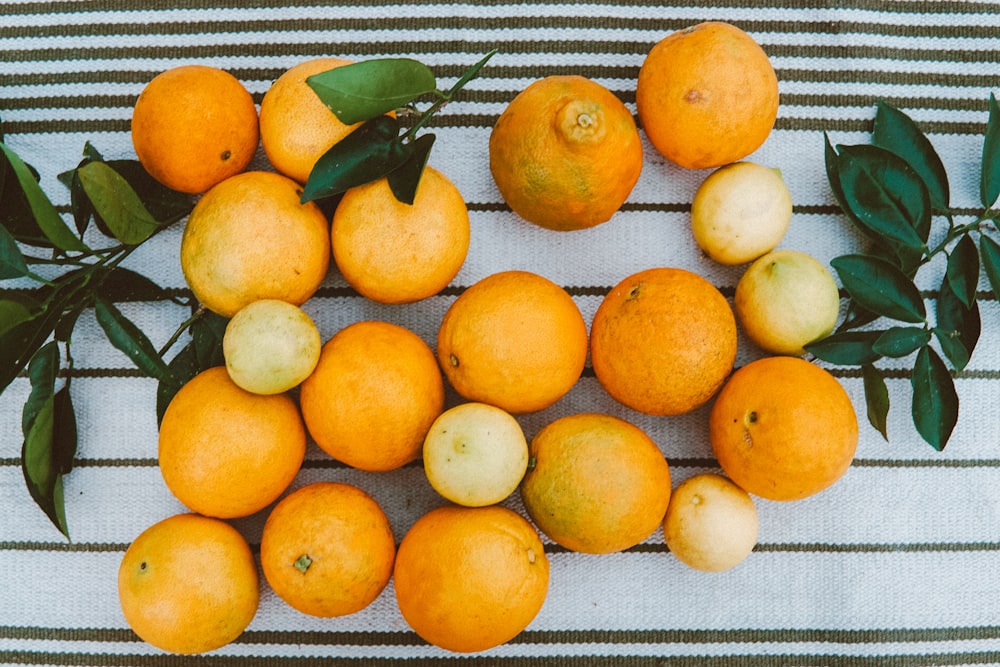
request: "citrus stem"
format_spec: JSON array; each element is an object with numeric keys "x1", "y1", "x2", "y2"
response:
[{"x1": 158, "y1": 305, "x2": 206, "y2": 357}]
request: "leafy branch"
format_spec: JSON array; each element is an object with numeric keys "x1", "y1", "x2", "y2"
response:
[{"x1": 807, "y1": 96, "x2": 1000, "y2": 451}]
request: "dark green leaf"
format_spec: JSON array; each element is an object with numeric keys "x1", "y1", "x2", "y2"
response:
[
  {"x1": 872, "y1": 100, "x2": 950, "y2": 211},
  {"x1": 0, "y1": 301, "x2": 65, "y2": 397},
  {"x1": 0, "y1": 222, "x2": 29, "y2": 279},
  {"x1": 301, "y1": 115, "x2": 409, "y2": 202},
  {"x1": 0, "y1": 142, "x2": 87, "y2": 252},
  {"x1": 835, "y1": 144, "x2": 931, "y2": 255},
  {"x1": 910, "y1": 345, "x2": 958, "y2": 451},
  {"x1": 824, "y1": 135, "x2": 872, "y2": 240},
  {"x1": 191, "y1": 310, "x2": 228, "y2": 370},
  {"x1": 934, "y1": 272, "x2": 980, "y2": 372},
  {"x1": 1, "y1": 148, "x2": 53, "y2": 247},
  {"x1": 980, "y1": 234, "x2": 1000, "y2": 300},
  {"x1": 387, "y1": 133, "x2": 436, "y2": 205},
  {"x1": 443, "y1": 49, "x2": 498, "y2": 98},
  {"x1": 77, "y1": 161, "x2": 160, "y2": 245},
  {"x1": 103, "y1": 159, "x2": 192, "y2": 225},
  {"x1": 307, "y1": 58, "x2": 438, "y2": 124},
  {"x1": 830, "y1": 254, "x2": 927, "y2": 323},
  {"x1": 872, "y1": 326, "x2": 930, "y2": 358},
  {"x1": 946, "y1": 233, "x2": 980, "y2": 309},
  {"x1": 156, "y1": 342, "x2": 199, "y2": 425},
  {"x1": 93, "y1": 296, "x2": 174, "y2": 383},
  {"x1": 861, "y1": 363, "x2": 890, "y2": 441},
  {"x1": 835, "y1": 300, "x2": 879, "y2": 333},
  {"x1": 93, "y1": 266, "x2": 170, "y2": 303},
  {"x1": 982, "y1": 93, "x2": 1000, "y2": 209},
  {"x1": 805, "y1": 329, "x2": 883, "y2": 365},
  {"x1": 0, "y1": 297, "x2": 35, "y2": 338}
]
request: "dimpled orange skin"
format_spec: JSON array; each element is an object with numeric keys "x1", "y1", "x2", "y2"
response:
[
  {"x1": 131, "y1": 65, "x2": 259, "y2": 194},
  {"x1": 392, "y1": 505, "x2": 549, "y2": 653},
  {"x1": 589, "y1": 267, "x2": 738, "y2": 416},
  {"x1": 489, "y1": 75, "x2": 643, "y2": 231},
  {"x1": 709, "y1": 356, "x2": 859, "y2": 501},
  {"x1": 636, "y1": 21, "x2": 779, "y2": 170}
]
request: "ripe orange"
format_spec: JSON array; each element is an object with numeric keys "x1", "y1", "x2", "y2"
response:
[
  {"x1": 299, "y1": 320, "x2": 444, "y2": 471},
  {"x1": 118, "y1": 513, "x2": 259, "y2": 654},
  {"x1": 709, "y1": 356, "x2": 859, "y2": 501},
  {"x1": 436, "y1": 270, "x2": 588, "y2": 413},
  {"x1": 393, "y1": 505, "x2": 549, "y2": 653},
  {"x1": 519, "y1": 412, "x2": 672, "y2": 554},
  {"x1": 131, "y1": 64, "x2": 258, "y2": 194},
  {"x1": 636, "y1": 21, "x2": 779, "y2": 170},
  {"x1": 332, "y1": 167, "x2": 470, "y2": 304},
  {"x1": 259, "y1": 57, "x2": 361, "y2": 184},
  {"x1": 590, "y1": 267, "x2": 737, "y2": 415},
  {"x1": 158, "y1": 366, "x2": 306, "y2": 518},
  {"x1": 489, "y1": 74, "x2": 643, "y2": 231},
  {"x1": 180, "y1": 170, "x2": 331, "y2": 318},
  {"x1": 260, "y1": 482, "x2": 396, "y2": 618}
]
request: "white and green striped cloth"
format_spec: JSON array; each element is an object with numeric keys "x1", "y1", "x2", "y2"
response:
[{"x1": 3, "y1": 1, "x2": 1000, "y2": 664}]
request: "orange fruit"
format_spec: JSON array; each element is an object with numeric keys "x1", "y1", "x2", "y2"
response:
[
  {"x1": 260, "y1": 57, "x2": 361, "y2": 184},
  {"x1": 260, "y1": 482, "x2": 395, "y2": 618},
  {"x1": 158, "y1": 366, "x2": 306, "y2": 518},
  {"x1": 519, "y1": 412, "x2": 672, "y2": 554},
  {"x1": 709, "y1": 356, "x2": 859, "y2": 501},
  {"x1": 589, "y1": 267, "x2": 737, "y2": 415},
  {"x1": 489, "y1": 74, "x2": 643, "y2": 231},
  {"x1": 332, "y1": 167, "x2": 470, "y2": 304},
  {"x1": 436, "y1": 270, "x2": 588, "y2": 413},
  {"x1": 118, "y1": 513, "x2": 259, "y2": 654},
  {"x1": 131, "y1": 64, "x2": 258, "y2": 194},
  {"x1": 636, "y1": 21, "x2": 779, "y2": 170},
  {"x1": 299, "y1": 320, "x2": 444, "y2": 471},
  {"x1": 393, "y1": 505, "x2": 549, "y2": 653},
  {"x1": 180, "y1": 170, "x2": 331, "y2": 318}
]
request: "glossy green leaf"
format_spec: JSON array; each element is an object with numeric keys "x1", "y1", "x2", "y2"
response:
[
  {"x1": 861, "y1": 363, "x2": 890, "y2": 441},
  {"x1": 934, "y1": 271, "x2": 980, "y2": 372},
  {"x1": 0, "y1": 222, "x2": 29, "y2": 279},
  {"x1": 1, "y1": 148, "x2": 55, "y2": 247},
  {"x1": 307, "y1": 58, "x2": 437, "y2": 124},
  {"x1": 94, "y1": 296, "x2": 174, "y2": 383},
  {"x1": 192, "y1": 310, "x2": 229, "y2": 370},
  {"x1": 830, "y1": 254, "x2": 927, "y2": 323},
  {"x1": 77, "y1": 161, "x2": 160, "y2": 245},
  {"x1": 0, "y1": 298, "x2": 35, "y2": 338},
  {"x1": 0, "y1": 142, "x2": 87, "y2": 252},
  {"x1": 94, "y1": 266, "x2": 170, "y2": 303},
  {"x1": 805, "y1": 329, "x2": 883, "y2": 365},
  {"x1": 824, "y1": 135, "x2": 872, "y2": 240},
  {"x1": 387, "y1": 133, "x2": 436, "y2": 205},
  {"x1": 982, "y1": 93, "x2": 1000, "y2": 209},
  {"x1": 945, "y1": 233, "x2": 980, "y2": 309},
  {"x1": 301, "y1": 115, "x2": 409, "y2": 202},
  {"x1": 872, "y1": 100, "x2": 950, "y2": 212},
  {"x1": 156, "y1": 342, "x2": 198, "y2": 425},
  {"x1": 910, "y1": 345, "x2": 958, "y2": 451},
  {"x1": 872, "y1": 326, "x2": 931, "y2": 358},
  {"x1": 835, "y1": 144, "x2": 930, "y2": 255},
  {"x1": 443, "y1": 49, "x2": 498, "y2": 98},
  {"x1": 0, "y1": 300, "x2": 65, "y2": 398},
  {"x1": 981, "y1": 234, "x2": 1000, "y2": 300},
  {"x1": 104, "y1": 159, "x2": 192, "y2": 226}
]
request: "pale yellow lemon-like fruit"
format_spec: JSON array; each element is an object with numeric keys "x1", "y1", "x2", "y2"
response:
[
  {"x1": 663, "y1": 473, "x2": 759, "y2": 572},
  {"x1": 734, "y1": 249, "x2": 841, "y2": 356},
  {"x1": 690, "y1": 162, "x2": 792, "y2": 265},
  {"x1": 223, "y1": 299, "x2": 322, "y2": 395},
  {"x1": 422, "y1": 402, "x2": 529, "y2": 507}
]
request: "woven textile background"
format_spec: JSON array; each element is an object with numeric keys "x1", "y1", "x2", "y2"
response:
[{"x1": 3, "y1": 1, "x2": 1000, "y2": 665}]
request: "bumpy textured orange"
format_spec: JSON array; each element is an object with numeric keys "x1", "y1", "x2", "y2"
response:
[
  {"x1": 710, "y1": 356, "x2": 858, "y2": 501},
  {"x1": 489, "y1": 75, "x2": 643, "y2": 231},
  {"x1": 260, "y1": 482, "x2": 396, "y2": 617},
  {"x1": 118, "y1": 513, "x2": 259, "y2": 654},
  {"x1": 520, "y1": 412, "x2": 672, "y2": 554},
  {"x1": 131, "y1": 65, "x2": 258, "y2": 194},
  {"x1": 636, "y1": 21, "x2": 779, "y2": 169},
  {"x1": 590, "y1": 267, "x2": 737, "y2": 415},
  {"x1": 299, "y1": 320, "x2": 445, "y2": 472},
  {"x1": 393, "y1": 505, "x2": 549, "y2": 653}
]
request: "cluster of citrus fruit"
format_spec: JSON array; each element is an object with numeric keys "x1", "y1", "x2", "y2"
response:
[{"x1": 116, "y1": 20, "x2": 860, "y2": 656}]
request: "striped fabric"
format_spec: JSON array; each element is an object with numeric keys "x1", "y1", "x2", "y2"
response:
[{"x1": 3, "y1": 1, "x2": 1000, "y2": 664}]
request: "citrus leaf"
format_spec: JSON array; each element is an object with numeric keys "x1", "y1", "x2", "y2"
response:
[
  {"x1": 872, "y1": 326, "x2": 930, "y2": 358},
  {"x1": 0, "y1": 299, "x2": 66, "y2": 397},
  {"x1": 93, "y1": 266, "x2": 170, "y2": 303},
  {"x1": 805, "y1": 329, "x2": 883, "y2": 365},
  {"x1": 911, "y1": 345, "x2": 958, "y2": 451},
  {"x1": 824, "y1": 135, "x2": 872, "y2": 240},
  {"x1": 982, "y1": 93, "x2": 1000, "y2": 209},
  {"x1": 93, "y1": 295, "x2": 174, "y2": 383},
  {"x1": 0, "y1": 222, "x2": 29, "y2": 279},
  {"x1": 76, "y1": 161, "x2": 160, "y2": 245},
  {"x1": 862, "y1": 363, "x2": 890, "y2": 441},
  {"x1": 443, "y1": 49, "x2": 498, "y2": 98},
  {"x1": 387, "y1": 133, "x2": 435, "y2": 205},
  {"x1": 830, "y1": 254, "x2": 927, "y2": 323},
  {"x1": 307, "y1": 58, "x2": 437, "y2": 125},
  {"x1": 191, "y1": 310, "x2": 228, "y2": 370},
  {"x1": 0, "y1": 298, "x2": 35, "y2": 338},
  {"x1": 0, "y1": 142, "x2": 87, "y2": 253},
  {"x1": 981, "y1": 234, "x2": 1000, "y2": 300},
  {"x1": 872, "y1": 100, "x2": 950, "y2": 212},
  {"x1": 934, "y1": 271, "x2": 980, "y2": 372},
  {"x1": 835, "y1": 144, "x2": 930, "y2": 255},
  {"x1": 156, "y1": 342, "x2": 198, "y2": 425},
  {"x1": 945, "y1": 233, "x2": 980, "y2": 309}
]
